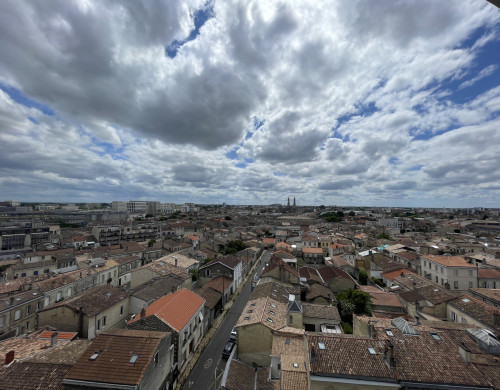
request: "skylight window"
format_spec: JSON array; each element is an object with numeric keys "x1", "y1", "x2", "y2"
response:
[
  {"x1": 247, "y1": 309, "x2": 253, "y2": 313},
  {"x1": 318, "y1": 342, "x2": 326, "y2": 350},
  {"x1": 293, "y1": 363, "x2": 299, "y2": 368},
  {"x1": 89, "y1": 351, "x2": 101, "y2": 360},
  {"x1": 251, "y1": 302, "x2": 256, "y2": 306},
  {"x1": 267, "y1": 318, "x2": 274, "y2": 323},
  {"x1": 462, "y1": 298, "x2": 470, "y2": 303},
  {"x1": 244, "y1": 316, "x2": 250, "y2": 320},
  {"x1": 130, "y1": 354, "x2": 139, "y2": 363},
  {"x1": 385, "y1": 329, "x2": 394, "y2": 336},
  {"x1": 430, "y1": 332, "x2": 442, "y2": 341},
  {"x1": 269, "y1": 310, "x2": 275, "y2": 315},
  {"x1": 368, "y1": 347, "x2": 376, "y2": 355},
  {"x1": 271, "y1": 303, "x2": 276, "y2": 308},
  {"x1": 285, "y1": 338, "x2": 290, "y2": 345}
]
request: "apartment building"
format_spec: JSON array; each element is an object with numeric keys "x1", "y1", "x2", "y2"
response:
[{"x1": 421, "y1": 254, "x2": 478, "y2": 291}]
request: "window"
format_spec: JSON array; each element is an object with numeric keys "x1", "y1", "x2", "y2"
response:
[
  {"x1": 26, "y1": 321, "x2": 30, "y2": 330},
  {"x1": 468, "y1": 281, "x2": 473, "y2": 288},
  {"x1": 120, "y1": 306, "x2": 124, "y2": 316},
  {"x1": 385, "y1": 329, "x2": 394, "y2": 336},
  {"x1": 453, "y1": 269, "x2": 459, "y2": 276},
  {"x1": 97, "y1": 319, "x2": 101, "y2": 330},
  {"x1": 368, "y1": 347, "x2": 376, "y2": 355},
  {"x1": 154, "y1": 352, "x2": 159, "y2": 366},
  {"x1": 318, "y1": 342, "x2": 326, "y2": 350},
  {"x1": 67, "y1": 288, "x2": 72, "y2": 297},
  {"x1": 34, "y1": 271, "x2": 38, "y2": 275},
  {"x1": 36, "y1": 302, "x2": 41, "y2": 310},
  {"x1": 430, "y1": 332, "x2": 441, "y2": 341},
  {"x1": 44, "y1": 269, "x2": 49, "y2": 273},
  {"x1": 21, "y1": 273, "x2": 26, "y2": 277},
  {"x1": 451, "y1": 312, "x2": 457, "y2": 322},
  {"x1": 435, "y1": 276, "x2": 438, "y2": 283},
  {"x1": 102, "y1": 316, "x2": 106, "y2": 327},
  {"x1": 289, "y1": 315, "x2": 293, "y2": 324},
  {"x1": 440, "y1": 267, "x2": 443, "y2": 274},
  {"x1": 129, "y1": 354, "x2": 139, "y2": 363},
  {"x1": 56, "y1": 292, "x2": 62, "y2": 302},
  {"x1": 0, "y1": 315, "x2": 5, "y2": 327},
  {"x1": 454, "y1": 281, "x2": 458, "y2": 289},
  {"x1": 14, "y1": 310, "x2": 21, "y2": 321},
  {"x1": 26, "y1": 305, "x2": 31, "y2": 315},
  {"x1": 44, "y1": 297, "x2": 50, "y2": 306},
  {"x1": 101, "y1": 275, "x2": 105, "y2": 282}
]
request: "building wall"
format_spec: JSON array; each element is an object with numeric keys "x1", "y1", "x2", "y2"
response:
[
  {"x1": 237, "y1": 323, "x2": 273, "y2": 366},
  {"x1": 422, "y1": 259, "x2": 478, "y2": 291},
  {"x1": 38, "y1": 306, "x2": 83, "y2": 334},
  {"x1": 138, "y1": 334, "x2": 174, "y2": 390}
]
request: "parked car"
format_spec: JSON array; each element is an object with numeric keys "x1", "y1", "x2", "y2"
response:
[
  {"x1": 230, "y1": 327, "x2": 237, "y2": 341},
  {"x1": 222, "y1": 340, "x2": 236, "y2": 359}
]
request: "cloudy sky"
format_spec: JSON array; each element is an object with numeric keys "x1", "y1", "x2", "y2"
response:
[{"x1": 0, "y1": 0, "x2": 499, "y2": 207}]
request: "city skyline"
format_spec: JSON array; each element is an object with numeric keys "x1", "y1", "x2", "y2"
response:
[{"x1": 0, "y1": 1, "x2": 499, "y2": 208}]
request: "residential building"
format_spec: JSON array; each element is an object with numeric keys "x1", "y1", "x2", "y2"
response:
[
  {"x1": 63, "y1": 329, "x2": 174, "y2": 390},
  {"x1": 127, "y1": 288, "x2": 205, "y2": 374},
  {"x1": 421, "y1": 254, "x2": 478, "y2": 291},
  {"x1": 199, "y1": 255, "x2": 242, "y2": 296},
  {"x1": 37, "y1": 284, "x2": 129, "y2": 339},
  {"x1": 448, "y1": 295, "x2": 500, "y2": 335}
]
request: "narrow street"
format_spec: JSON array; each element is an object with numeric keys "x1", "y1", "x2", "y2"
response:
[{"x1": 182, "y1": 251, "x2": 270, "y2": 390}]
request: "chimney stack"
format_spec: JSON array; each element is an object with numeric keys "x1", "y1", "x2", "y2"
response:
[
  {"x1": 4, "y1": 351, "x2": 14, "y2": 366},
  {"x1": 383, "y1": 340, "x2": 395, "y2": 369},
  {"x1": 51, "y1": 332, "x2": 58, "y2": 347}
]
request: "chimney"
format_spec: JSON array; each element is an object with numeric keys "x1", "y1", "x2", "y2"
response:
[
  {"x1": 51, "y1": 332, "x2": 58, "y2": 347},
  {"x1": 383, "y1": 340, "x2": 395, "y2": 369},
  {"x1": 368, "y1": 322, "x2": 377, "y2": 338},
  {"x1": 493, "y1": 313, "x2": 500, "y2": 326},
  {"x1": 310, "y1": 343, "x2": 316, "y2": 363},
  {"x1": 458, "y1": 342, "x2": 471, "y2": 363},
  {"x1": 4, "y1": 351, "x2": 14, "y2": 366}
]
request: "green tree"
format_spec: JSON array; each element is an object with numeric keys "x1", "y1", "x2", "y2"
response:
[
  {"x1": 222, "y1": 240, "x2": 246, "y2": 255},
  {"x1": 337, "y1": 289, "x2": 372, "y2": 317},
  {"x1": 148, "y1": 239, "x2": 156, "y2": 247},
  {"x1": 358, "y1": 269, "x2": 368, "y2": 285},
  {"x1": 377, "y1": 232, "x2": 391, "y2": 240}
]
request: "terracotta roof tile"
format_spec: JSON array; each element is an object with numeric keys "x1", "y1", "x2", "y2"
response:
[
  {"x1": 128, "y1": 288, "x2": 204, "y2": 332},
  {"x1": 64, "y1": 329, "x2": 168, "y2": 386},
  {"x1": 0, "y1": 362, "x2": 71, "y2": 390}
]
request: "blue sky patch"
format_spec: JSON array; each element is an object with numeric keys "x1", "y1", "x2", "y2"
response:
[
  {"x1": 407, "y1": 165, "x2": 423, "y2": 171},
  {"x1": 0, "y1": 84, "x2": 55, "y2": 116},
  {"x1": 225, "y1": 147, "x2": 239, "y2": 160},
  {"x1": 165, "y1": 1, "x2": 215, "y2": 58},
  {"x1": 28, "y1": 117, "x2": 39, "y2": 125},
  {"x1": 389, "y1": 157, "x2": 398, "y2": 165}
]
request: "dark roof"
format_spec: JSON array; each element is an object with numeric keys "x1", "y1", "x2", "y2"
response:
[
  {"x1": 449, "y1": 295, "x2": 500, "y2": 332},
  {"x1": 131, "y1": 275, "x2": 184, "y2": 303},
  {"x1": 302, "y1": 303, "x2": 340, "y2": 320},
  {"x1": 224, "y1": 359, "x2": 256, "y2": 390},
  {"x1": 64, "y1": 329, "x2": 169, "y2": 386},
  {"x1": 196, "y1": 285, "x2": 222, "y2": 309},
  {"x1": 0, "y1": 362, "x2": 72, "y2": 390},
  {"x1": 40, "y1": 284, "x2": 128, "y2": 316},
  {"x1": 199, "y1": 255, "x2": 241, "y2": 270},
  {"x1": 318, "y1": 265, "x2": 351, "y2": 282},
  {"x1": 298, "y1": 267, "x2": 323, "y2": 284},
  {"x1": 305, "y1": 283, "x2": 335, "y2": 302}
]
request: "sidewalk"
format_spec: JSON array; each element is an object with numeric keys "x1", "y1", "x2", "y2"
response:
[{"x1": 175, "y1": 252, "x2": 264, "y2": 390}]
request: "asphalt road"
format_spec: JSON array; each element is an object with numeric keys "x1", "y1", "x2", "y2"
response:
[{"x1": 182, "y1": 250, "x2": 271, "y2": 390}]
